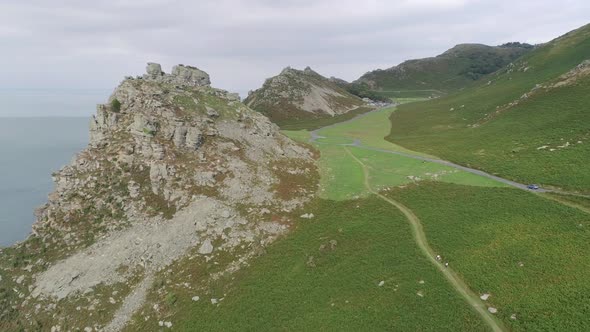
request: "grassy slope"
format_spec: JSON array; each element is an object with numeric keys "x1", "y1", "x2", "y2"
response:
[
  {"x1": 357, "y1": 44, "x2": 531, "y2": 97},
  {"x1": 278, "y1": 106, "x2": 374, "y2": 131},
  {"x1": 148, "y1": 198, "x2": 487, "y2": 331},
  {"x1": 387, "y1": 24, "x2": 590, "y2": 192},
  {"x1": 386, "y1": 182, "x2": 590, "y2": 331}
]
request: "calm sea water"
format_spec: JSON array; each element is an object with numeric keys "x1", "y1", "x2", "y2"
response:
[
  {"x1": 0, "y1": 89, "x2": 107, "y2": 247},
  {"x1": 0, "y1": 117, "x2": 89, "y2": 247}
]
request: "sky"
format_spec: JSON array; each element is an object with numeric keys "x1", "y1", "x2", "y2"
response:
[{"x1": 0, "y1": 0, "x2": 588, "y2": 116}]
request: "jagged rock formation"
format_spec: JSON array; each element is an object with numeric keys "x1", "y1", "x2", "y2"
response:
[
  {"x1": 0, "y1": 64, "x2": 318, "y2": 331},
  {"x1": 356, "y1": 43, "x2": 534, "y2": 94},
  {"x1": 244, "y1": 66, "x2": 366, "y2": 125}
]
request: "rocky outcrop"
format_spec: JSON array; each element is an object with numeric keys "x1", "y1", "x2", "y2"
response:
[
  {"x1": 244, "y1": 66, "x2": 367, "y2": 124},
  {"x1": 143, "y1": 62, "x2": 210, "y2": 87},
  {"x1": 0, "y1": 63, "x2": 318, "y2": 332}
]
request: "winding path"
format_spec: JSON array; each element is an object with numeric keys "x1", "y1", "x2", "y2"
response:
[{"x1": 344, "y1": 146, "x2": 506, "y2": 332}]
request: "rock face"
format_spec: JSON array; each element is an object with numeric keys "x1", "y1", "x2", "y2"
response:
[
  {"x1": 244, "y1": 66, "x2": 367, "y2": 125},
  {"x1": 0, "y1": 63, "x2": 318, "y2": 332},
  {"x1": 143, "y1": 62, "x2": 211, "y2": 87}
]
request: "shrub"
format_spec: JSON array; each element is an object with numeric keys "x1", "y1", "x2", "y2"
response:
[
  {"x1": 111, "y1": 98, "x2": 121, "y2": 113},
  {"x1": 165, "y1": 292, "x2": 178, "y2": 306}
]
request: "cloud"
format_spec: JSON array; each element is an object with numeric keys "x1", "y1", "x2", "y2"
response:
[{"x1": 0, "y1": 0, "x2": 588, "y2": 115}]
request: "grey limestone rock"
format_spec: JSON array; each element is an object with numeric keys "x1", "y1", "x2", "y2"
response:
[
  {"x1": 143, "y1": 62, "x2": 211, "y2": 87},
  {"x1": 146, "y1": 63, "x2": 163, "y2": 78}
]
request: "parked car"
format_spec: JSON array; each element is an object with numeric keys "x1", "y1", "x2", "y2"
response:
[{"x1": 527, "y1": 184, "x2": 540, "y2": 190}]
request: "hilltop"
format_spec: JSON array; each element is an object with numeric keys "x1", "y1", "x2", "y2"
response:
[
  {"x1": 245, "y1": 66, "x2": 371, "y2": 129},
  {"x1": 387, "y1": 23, "x2": 590, "y2": 192},
  {"x1": 0, "y1": 63, "x2": 318, "y2": 331},
  {"x1": 355, "y1": 43, "x2": 533, "y2": 98}
]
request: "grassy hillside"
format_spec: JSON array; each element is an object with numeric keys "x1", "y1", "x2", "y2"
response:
[
  {"x1": 127, "y1": 197, "x2": 488, "y2": 331},
  {"x1": 245, "y1": 67, "x2": 367, "y2": 127},
  {"x1": 355, "y1": 43, "x2": 532, "y2": 98},
  {"x1": 386, "y1": 182, "x2": 590, "y2": 331},
  {"x1": 387, "y1": 23, "x2": 590, "y2": 192}
]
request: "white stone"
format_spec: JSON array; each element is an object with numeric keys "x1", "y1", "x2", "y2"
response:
[
  {"x1": 164, "y1": 321, "x2": 173, "y2": 328},
  {"x1": 192, "y1": 296, "x2": 200, "y2": 302},
  {"x1": 480, "y1": 293, "x2": 490, "y2": 301},
  {"x1": 378, "y1": 281, "x2": 385, "y2": 287},
  {"x1": 211, "y1": 298, "x2": 218, "y2": 304},
  {"x1": 199, "y1": 239, "x2": 214, "y2": 255},
  {"x1": 488, "y1": 307, "x2": 498, "y2": 314}
]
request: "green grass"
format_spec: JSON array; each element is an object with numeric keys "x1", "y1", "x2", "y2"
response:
[
  {"x1": 386, "y1": 182, "x2": 590, "y2": 331},
  {"x1": 543, "y1": 192, "x2": 590, "y2": 213},
  {"x1": 144, "y1": 198, "x2": 487, "y2": 331},
  {"x1": 278, "y1": 106, "x2": 375, "y2": 131},
  {"x1": 289, "y1": 106, "x2": 505, "y2": 200},
  {"x1": 358, "y1": 43, "x2": 531, "y2": 94},
  {"x1": 282, "y1": 129, "x2": 311, "y2": 144},
  {"x1": 316, "y1": 107, "x2": 435, "y2": 156},
  {"x1": 387, "y1": 24, "x2": 590, "y2": 192},
  {"x1": 375, "y1": 90, "x2": 443, "y2": 100},
  {"x1": 348, "y1": 147, "x2": 505, "y2": 192}
]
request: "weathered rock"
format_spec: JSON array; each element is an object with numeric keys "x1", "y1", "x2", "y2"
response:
[
  {"x1": 198, "y1": 239, "x2": 214, "y2": 255},
  {"x1": 143, "y1": 63, "x2": 210, "y2": 87},
  {"x1": 146, "y1": 63, "x2": 163, "y2": 78},
  {"x1": 19, "y1": 62, "x2": 318, "y2": 332},
  {"x1": 171, "y1": 65, "x2": 210, "y2": 86}
]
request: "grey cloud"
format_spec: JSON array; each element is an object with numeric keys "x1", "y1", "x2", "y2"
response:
[{"x1": 0, "y1": 0, "x2": 588, "y2": 115}]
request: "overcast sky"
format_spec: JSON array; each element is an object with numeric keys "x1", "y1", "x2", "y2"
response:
[{"x1": 0, "y1": 0, "x2": 588, "y2": 116}]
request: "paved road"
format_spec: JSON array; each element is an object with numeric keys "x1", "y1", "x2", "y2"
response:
[{"x1": 344, "y1": 147, "x2": 506, "y2": 332}]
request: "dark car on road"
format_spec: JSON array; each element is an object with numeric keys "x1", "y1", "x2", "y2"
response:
[{"x1": 527, "y1": 184, "x2": 540, "y2": 190}]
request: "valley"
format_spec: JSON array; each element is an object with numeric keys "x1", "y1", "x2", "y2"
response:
[
  {"x1": 140, "y1": 101, "x2": 590, "y2": 331},
  {"x1": 1, "y1": 16, "x2": 588, "y2": 332}
]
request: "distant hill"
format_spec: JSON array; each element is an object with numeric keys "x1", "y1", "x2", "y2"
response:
[
  {"x1": 356, "y1": 43, "x2": 533, "y2": 98},
  {"x1": 387, "y1": 23, "x2": 590, "y2": 192},
  {"x1": 245, "y1": 67, "x2": 369, "y2": 128}
]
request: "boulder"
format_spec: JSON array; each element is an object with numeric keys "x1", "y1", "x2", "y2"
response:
[
  {"x1": 198, "y1": 239, "x2": 214, "y2": 255},
  {"x1": 171, "y1": 65, "x2": 211, "y2": 86},
  {"x1": 146, "y1": 63, "x2": 163, "y2": 78}
]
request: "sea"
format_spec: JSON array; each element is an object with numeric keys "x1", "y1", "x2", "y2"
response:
[{"x1": 0, "y1": 88, "x2": 108, "y2": 247}]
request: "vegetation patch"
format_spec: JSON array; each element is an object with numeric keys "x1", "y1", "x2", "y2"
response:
[
  {"x1": 387, "y1": 24, "x2": 590, "y2": 192},
  {"x1": 385, "y1": 182, "x2": 590, "y2": 331},
  {"x1": 133, "y1": 198, "x2": 487, "y2": 331}
]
